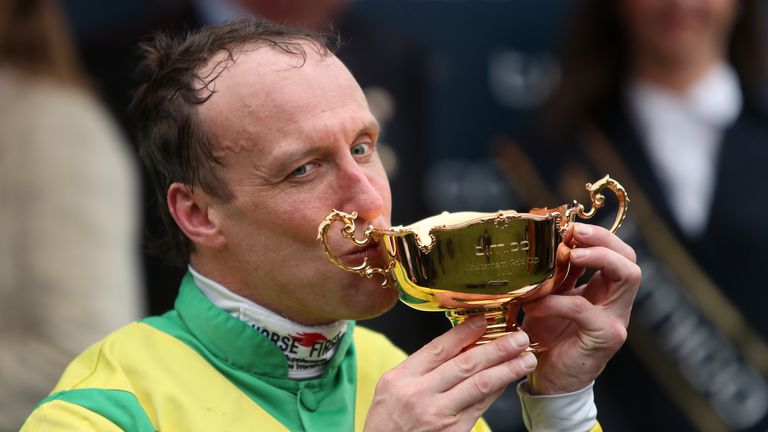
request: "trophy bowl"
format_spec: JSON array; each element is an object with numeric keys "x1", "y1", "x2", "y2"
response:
[{"x1": 318, "y1": 175, "x2": 629, "y2": 347}]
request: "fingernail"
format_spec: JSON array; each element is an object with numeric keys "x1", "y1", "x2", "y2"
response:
[
  {"x1": 521, "y1": 352, "x2": 537, "y2": 370},
  {"x1": 468, "y1": 315, "x2": 486, "y2": 328},
  {"x1": 570, "y1": 248, "x2": 589, "y2": 260},
  {"x1": 575, "y1": 224, "x2": 592, "y2": 236},
  {"x1": 509, "y1": 331, "x2": 530, "y2": 349}
]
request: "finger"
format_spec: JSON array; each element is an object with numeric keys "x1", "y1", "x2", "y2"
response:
[
  {"x1": 452, "y1": 387, "x2": 506, "y2": 430},
  {"x1": 569, "y1": 246, "x2": 640, "y2": 317},
  {"x1": 431, "y1": 330, "x2": 531, "y2": 391},
  {"x1": 524, "y1": 294, "x2": 629, "y2": 352},
  {"x1": 563, "y1": 283, "x2": 589, "y2": 297},
  {"x1": 521, "y1": 310, "x2": 570, "y2": 346},
  {"x1": 569, "y1": 246, "x2": 641, "y2": 287},
  {"x1": 474, "y1": 387, "x2": 506, "y2": 414},
  {"x1": 445, "y1": 351, "x2": 537, "y2": 412},
  {"x1": 557, "y1": 264, "x2": 586, "y2": 293},
  {"x1": 581, "y1": 271, "x2": 635, "y2": 323},
  {"x1": 428, "y1": 389, "x2": 504, "y2": 432},
  {"x1": 550, "y1": 243, "x2": 587, "y2": 295},
  {"x1": 572, "y1": 223, "x2": 636, "y2": 262},
  {"x1": 401, "y1": 315, "x2": 487, "y2": 375},
  {"x1": 523, "y1": 294, "x2": 603, "y2": 334}
]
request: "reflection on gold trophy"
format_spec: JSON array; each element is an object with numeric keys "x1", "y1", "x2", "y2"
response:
[{"x1": 318, "y1": 175, "x2": 629, "y2": 348}]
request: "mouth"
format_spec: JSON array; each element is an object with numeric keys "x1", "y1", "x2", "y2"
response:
[{"x1": 340, "y1": 241, "x2": 383, "y2": 267}]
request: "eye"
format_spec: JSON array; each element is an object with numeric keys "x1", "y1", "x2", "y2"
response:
[
  {"x1": 351, "y1": 142, "x2": 372, "y2": 157},
  {"x1": 289, "y1": 162, "x2": 316, "y2": 178}
]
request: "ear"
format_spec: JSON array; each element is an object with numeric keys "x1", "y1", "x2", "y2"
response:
[{"x1": 167, "y1": 183, "x2": 226, "y2": 250}]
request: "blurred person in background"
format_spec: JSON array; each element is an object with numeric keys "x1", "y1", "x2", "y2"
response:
[
  {"x1": 501, "y1": 0, "x2": 768, "y2": 430},
  {"x1": 0, "y1": 0, "x2": 143, "y2": 429}
]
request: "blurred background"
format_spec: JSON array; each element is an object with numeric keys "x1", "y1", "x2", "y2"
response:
[{"x1": 4, "y1": 0, "x2": 768, "y2": 430}]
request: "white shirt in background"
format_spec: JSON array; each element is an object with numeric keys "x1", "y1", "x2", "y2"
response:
[{"x1": 628, "y1": 62, "x2": 742, "y2": 238}]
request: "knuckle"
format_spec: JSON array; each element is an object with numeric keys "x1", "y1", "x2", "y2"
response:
[
  {"x1": 380, "y1": 376, "x2": 417, "y2": 407},
  {"x1": 376, "y1": 369, "x2": 399, "y2": 393},
  {"x1": 629, "y1": 264, "x2": 642, "y2": 286},
  {"x1": 626, "y1": 245, "x2": 638, "y2": 263},
  {"x1": 424, "y1": 339, "x2": 447, "y2": 359},
  {"x1": 427, "y1": 405, "x2": 453, "y2": 421},
  {"x1": 491, "y1": 337, "x2": 509, "y2": 357},
  {"x1": 605, "y1": 321, "x2": 628, "y2": 347},
  {"x1": 470, "y1": 372, "x2": 495, "y2": 395},
  {"x1": 453, "y1": 353, "x2": 479, "y2": 375}
]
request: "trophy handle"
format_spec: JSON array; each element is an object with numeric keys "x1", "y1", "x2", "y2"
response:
[
  {"x1": 316, "y1": 210, "x2": 391, "y2": 282},
  {"x1": 575, "y1": 175, "x2": 630, "y2": 233}
]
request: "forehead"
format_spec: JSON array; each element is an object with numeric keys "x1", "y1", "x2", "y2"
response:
[{"x1": 197, "y1": 42, "x2": 370, "y2": 148}]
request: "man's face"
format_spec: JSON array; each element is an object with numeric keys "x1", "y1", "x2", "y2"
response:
[{"x1": 196, "y1": 44, "x2": 396, "y2": 325}]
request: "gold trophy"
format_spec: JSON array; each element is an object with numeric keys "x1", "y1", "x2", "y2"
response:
[{"x1": 318, "y1": 175, "x2": 628, "y2": 347}]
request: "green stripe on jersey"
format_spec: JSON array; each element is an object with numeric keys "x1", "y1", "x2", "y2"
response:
[{"x1": 33, "y1": 389, "x2": 155, "y2": 432}]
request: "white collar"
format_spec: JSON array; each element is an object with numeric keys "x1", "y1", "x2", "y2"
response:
[
  {"x1": 629, "y1": 62, "x2": 742, "y2": 128},
  {"x1": 188, "y1": 265, "x2": 348, "y2": 379}
]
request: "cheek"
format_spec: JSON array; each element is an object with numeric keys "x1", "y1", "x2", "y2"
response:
[
  {"x1": 368, "y1": 159, "x2": 393, "y2": 214},
  {"x1": 274, "y1": 203, "x2": 323, "y2": 241},
  {"x1": 274, "y1": 190, "x2": 341, "y2": 244},
  {"x1": 223, "y1": 194, "x2": 315, "y2": 252},
  {"x1": 374, "y1": 173, "x2": 392, "y2": 208}
]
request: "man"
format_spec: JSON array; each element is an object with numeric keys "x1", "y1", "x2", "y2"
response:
[{"x1": 23, "y1": 20, "x2": 640, "y2": 431}]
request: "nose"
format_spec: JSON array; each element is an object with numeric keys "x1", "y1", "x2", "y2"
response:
[{"x1": 337, "y1": 159, "x2": 385, "y2": 223}]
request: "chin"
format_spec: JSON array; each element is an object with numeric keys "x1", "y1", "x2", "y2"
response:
[{"x1": 345, "y1": 279, "x2": 400, "y2": 321}]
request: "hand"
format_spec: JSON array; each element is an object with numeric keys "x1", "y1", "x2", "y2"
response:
[
  {"x1": 522, "y1": 222, "x2": 641, "y2": 395},
  {"x1": 364, "y1": 316, "x2": 537, "y2": 432}
]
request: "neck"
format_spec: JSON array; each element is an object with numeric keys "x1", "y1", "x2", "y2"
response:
[
  {"x1": 189, "y1": 254, "x2": 331, "y2": 326},
  {"x1": 189, "y1": 265, "x2": 348, "y2": 379}
]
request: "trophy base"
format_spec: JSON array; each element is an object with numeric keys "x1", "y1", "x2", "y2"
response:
[{"x1": 445, "y1": 303, "x2": 542, "y2": 352}]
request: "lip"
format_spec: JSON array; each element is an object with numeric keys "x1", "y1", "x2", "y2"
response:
[{"x1": 340, "y1": 241, "x2": 383, "y2": 266}]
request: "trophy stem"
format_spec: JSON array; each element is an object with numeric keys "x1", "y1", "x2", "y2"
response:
[{"x1": 445, "y1": 303, "x2": 540, "y2": 351}]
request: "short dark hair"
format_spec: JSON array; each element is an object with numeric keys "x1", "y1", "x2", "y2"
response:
[{"x1": 131, "y1": 19, "x2": 336, "y2": 265}]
